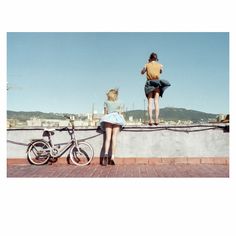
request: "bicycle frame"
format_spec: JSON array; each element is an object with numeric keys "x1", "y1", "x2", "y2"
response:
[
  {"x1": 49, "y1": 139, "x2": 75, "y2": 158},
  {"x1": 43, "y1": 116, "x2": 79, "y2": 158}
]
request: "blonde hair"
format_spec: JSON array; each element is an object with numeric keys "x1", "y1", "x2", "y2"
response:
[{"x1": 107, "y1": 88, "x2": 118, "y2": 101}]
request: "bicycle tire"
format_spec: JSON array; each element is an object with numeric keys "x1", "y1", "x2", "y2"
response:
[
  {"x1": 69, "y1": 141, "x2": 94, "y2": 166},
  {"x1": 27, "y1": 140, "x2": 51, "y2": 165}
]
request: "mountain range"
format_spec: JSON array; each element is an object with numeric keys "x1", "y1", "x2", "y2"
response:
[
  {"x1": 7, "y1": 107, "x2": 218, "y2": 122},
  {"x1": 125, "y1": 107, "x2": 217, "y2": 122}
]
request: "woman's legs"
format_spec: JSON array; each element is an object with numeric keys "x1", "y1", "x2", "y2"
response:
[
  {"x1": 147, "y1": 92, "x2": 154, "y2": 124},
  {"x1": 147, "y1": 88, "x2": 160, "y2": 125},
  {"x1": 103, "y1": 124, "x2": 120, "y2": 165},
  {"x1": 154, "y1": 89, "x2": 160, "y2": 124},
  {"x1": 102, "y1": 123, "x2": 113, "y2": 165},
  {"x1": 104, "y1": 123, "x2": 112, "y2": 155},
  {"x1": 111, "y1": 125, "x2": 120, "y2": 160}
]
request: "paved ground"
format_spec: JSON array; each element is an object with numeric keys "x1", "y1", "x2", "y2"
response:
[{"x1": 7, "y1": 163, "x2": 229, "y2": 178}]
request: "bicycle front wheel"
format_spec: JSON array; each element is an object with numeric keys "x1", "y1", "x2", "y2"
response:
[
  {"x1": 69, "y1": 142, "x2": 94, "y2": 166},
  {"x1": 27, "y1": 140, "x2": 51, "y2": 165}
]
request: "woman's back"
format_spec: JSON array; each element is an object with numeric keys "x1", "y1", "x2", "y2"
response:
[
  {"x1": 104, "y1": 100, "x2": 121, "y2": 113},
  {"x1": 146, "y1": 61, "x2": 162, "y2": 80}
]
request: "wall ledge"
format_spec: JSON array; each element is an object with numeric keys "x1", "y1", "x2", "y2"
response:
[{"x1": 7, "y1": 125, "x2": 229, "y2": 159}]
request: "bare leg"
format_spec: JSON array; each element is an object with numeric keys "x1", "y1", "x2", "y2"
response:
[
  {"x1": 111, "y1": 125, "x2": 120, "y2": 159},
  {"x1": 154, "y1": 89, "x2": 160, "y2": 123},
  {"x1": 104, "y1": 123, "x2": 112, "y2": 154},
  {"x1": 147, "y1": 93, "x2": 153, "y2": 124}
]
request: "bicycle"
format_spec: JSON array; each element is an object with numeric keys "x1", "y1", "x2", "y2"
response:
[{"x1": 26, "y1": 115, "x2": 94, "y2": 166}]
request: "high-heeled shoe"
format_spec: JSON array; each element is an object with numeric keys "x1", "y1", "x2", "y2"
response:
[
  {"x1": 108, "y1": 159, "x2": 115, "y2": 165},
  {"x1": 102, "y1": 154, "x2": 108, "y2": 166}
]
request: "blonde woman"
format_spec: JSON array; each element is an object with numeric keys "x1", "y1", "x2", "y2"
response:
[{"x1": 99, "y1": 89, "x2": 126, "y2": 166}]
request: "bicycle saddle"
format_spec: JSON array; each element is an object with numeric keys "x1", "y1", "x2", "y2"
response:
[{"x1": 42, "y1": 128, "x2": 55, "y2": 137}]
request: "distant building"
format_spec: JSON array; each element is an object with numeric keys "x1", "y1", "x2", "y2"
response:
[
  {"x1": 7, "y1": 119, "x2": 17, "y2": 128},
  {"x1": 128, "y1": 116, "x2": 133, "y2": 122},
  {"x1": 26, "y1": 117, "x2": 42, "y2": 127},
  {"x1": 216, "y1": 114, "x2": 225, "y2": 122}
]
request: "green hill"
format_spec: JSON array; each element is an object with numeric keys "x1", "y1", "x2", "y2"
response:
[
  {"x1": 7, "y1": 107, "x2": 218, "y2": 123},
  {"x1": 7, "y1": 111, "x2": 75, "y2": 121},
  {"x1": 124, "y1": 107, "x2": 217, "y2": 122}
]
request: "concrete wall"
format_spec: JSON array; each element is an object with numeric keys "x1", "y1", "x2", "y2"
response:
[{"x1": 7, "y1": 124, "x2": 229, "y2": 159}]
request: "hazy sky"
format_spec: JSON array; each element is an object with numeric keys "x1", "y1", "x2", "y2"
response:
[{"x1": 7, "y1": 32, "x2": 229, "y2": 114}]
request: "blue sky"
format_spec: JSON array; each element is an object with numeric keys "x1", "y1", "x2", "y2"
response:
[{"x1": 7, "y1": 32, "x2": 229, "y2": 114}]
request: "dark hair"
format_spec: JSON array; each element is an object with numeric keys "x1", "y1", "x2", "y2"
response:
[{"x1": 149, "y1": 52, "x2": 158, "y2": 61}]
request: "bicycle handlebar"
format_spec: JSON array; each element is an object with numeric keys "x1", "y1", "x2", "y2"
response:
[
  {"x1": 63, "y1": 115, "x2": 75, "y2": 127},
  {"x1": 63, "y1": 114, "x2": 75, "y2": 121},
  {"x1": 56, "y1": 127, "x2": 68, "y2": 132},
  {"x1": 64, "y1": 115, "x2": 70, "y2": 120}
]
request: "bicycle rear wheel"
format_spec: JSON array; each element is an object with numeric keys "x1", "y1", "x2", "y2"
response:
[
  {"x1": 27, "y1": 140, "x2": 51, "y2": 165},
  {"x1": 69, "y1": 142, "x2": 94, "y2": 166}
]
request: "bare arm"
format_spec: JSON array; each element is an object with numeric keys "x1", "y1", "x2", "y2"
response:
[
  {"x1": 141, "y1": 67, "x2": 146, "y2": 75},
  {"x1": 104, "y1": 106, "x2": 108, "y2": 115},
  {"x1": 141, "y1": 63, "x2": 147, "y2": 75},
  {"x1": 160, "y1": 64, "x2": 163, "y2": 74}
]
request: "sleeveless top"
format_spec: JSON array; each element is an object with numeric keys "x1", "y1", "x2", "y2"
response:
[{"x1": 145, "y1": 61, "x2": 162, "y2": 80}]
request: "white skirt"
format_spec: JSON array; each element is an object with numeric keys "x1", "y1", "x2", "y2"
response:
[{"x1": 99, "y1": 112, "x2": 126, "y2": 131}]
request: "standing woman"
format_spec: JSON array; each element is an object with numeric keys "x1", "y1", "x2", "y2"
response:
[
  {"x1": 99, "y1": 89, "x2": 126, "y2": 166},
  {"x1": 141, "y1": 52, "x2": 171, "y2": 125}
]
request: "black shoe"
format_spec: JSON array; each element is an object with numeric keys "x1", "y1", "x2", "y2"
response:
[
  {"x1": 108, "y1": 159, "x2": 115, "y2": 165},
  {"x1": 102, "y1": 154, "x2": 108, "y2": 166}
]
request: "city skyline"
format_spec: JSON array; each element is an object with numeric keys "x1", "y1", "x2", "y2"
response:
[{"x1": 7, "y1": 32, "x2": 229, "y2": 115}]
